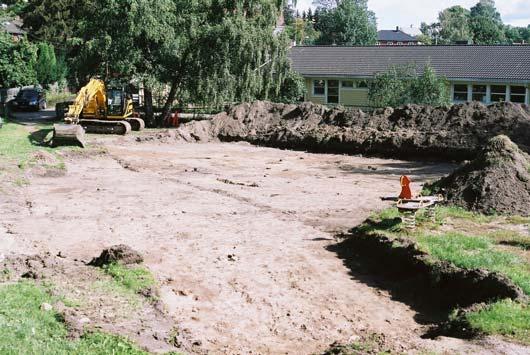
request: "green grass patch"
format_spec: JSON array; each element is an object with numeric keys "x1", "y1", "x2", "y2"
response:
[
  {"x1": 357, "y1": 206, "x2": 530, "y2": 342},
  {"x1": 0, "y1": 281, "x2": 146, "y2": 354},
  {"x1": 0, "y1": 121, "x2": 48, "y2": 163},
  {"x1": 507, "y1": 215, "x2": 530, "y2": 225},
  {"x1": 486, "y1": 230, "x2": 530, "y2": 250},
  {"x1": 435, "y1": 205, "x2": 496, "y2": 224},
  {"x1": 465, "y1": 300, "x2": 530, "y2": 344},
  {"x1": 415, "y1": 233, "x2": 530, "y2": 295},
  {"x1": 102, "y1": 263, "x2": 156, "y2": 296}
]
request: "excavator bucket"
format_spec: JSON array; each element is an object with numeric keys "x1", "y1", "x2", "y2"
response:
[{"x1": 52, "y1": 124, "x2": 86, "y2": 148}]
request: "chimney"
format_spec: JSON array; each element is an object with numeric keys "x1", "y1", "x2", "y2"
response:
[{"x1": 395, "y1": 26, "x2": 399, "y2": 32}]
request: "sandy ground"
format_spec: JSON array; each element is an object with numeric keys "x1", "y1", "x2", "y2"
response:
[{"x1": 1, "y1": 132, "x2": 527, "y2": 354}]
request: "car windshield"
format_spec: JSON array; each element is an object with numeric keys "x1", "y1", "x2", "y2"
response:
[{"x1": 17, "y1": 90, "x2": 38, "y2": 100}]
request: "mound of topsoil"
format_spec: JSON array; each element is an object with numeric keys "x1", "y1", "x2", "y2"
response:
[
  {"x1": 88, "y1": 244, "x2": 144, "y2": 267},
  {"x1": 167, "y1": 100, "x2": 530, "y2": 161},
  {"x1": 434, "y1": 135, "x2": 530, "y2": 216}
]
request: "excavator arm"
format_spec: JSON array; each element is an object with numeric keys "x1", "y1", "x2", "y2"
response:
[{"x1": 65, "y1": 78, "x2": 106, "y2": 123}]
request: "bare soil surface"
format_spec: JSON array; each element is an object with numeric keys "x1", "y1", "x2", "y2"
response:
[{"x1": 1, "y1": 134, "x2": 528, "y2": 354}]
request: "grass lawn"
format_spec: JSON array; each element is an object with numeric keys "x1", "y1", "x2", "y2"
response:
[
  {"x1": 0, "y1": 281, "x2": 147, "y2": 355},
  {"x1": 102, "y1": 263, "x2": 157, "y2": 297},
  {"x1": 359, "y1": 206, "x2": 530, "y2": 344},
  {"x1": 0, "y1": 120, "x2": 54, "y2": 164}
]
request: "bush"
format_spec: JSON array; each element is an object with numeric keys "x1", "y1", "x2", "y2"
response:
[{"x1": 369, "y1": 63, "x2": 451, "y2": 108}]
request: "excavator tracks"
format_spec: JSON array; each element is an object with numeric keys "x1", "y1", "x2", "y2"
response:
[
  {"x1": 79, "y1": 119, "x2": 132, "y2": 135},
  {"x1": 125, "y1": 117, "x2": 145, "y2": 131}
]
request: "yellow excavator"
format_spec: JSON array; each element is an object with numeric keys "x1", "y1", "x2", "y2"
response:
[{"x1": 52, "y1": 78, "x2": 145, "y2": 147}]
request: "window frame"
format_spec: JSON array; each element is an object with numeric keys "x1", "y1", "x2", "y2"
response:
[
  {"x1": 312, "y1": 80, "x2": 326, "y2": 97},
  {"x1": 472, "y1": 84, "x2": 487, "y2": 103},
  {"x1": 327, "y1": 80, "x2": 340, "y2": 104},
  {"x1": 490, "y1": 85, "x2": 507, "y2": 103},
  {"x1": 453, "y1": 84, "x2": 468, "y2": 102},
  {"x1": 510, "y1": 85, "x2": 526, "y2": 103},
  {"x1": 341, "y1": 80, "x2": 355, "y2": 89}
]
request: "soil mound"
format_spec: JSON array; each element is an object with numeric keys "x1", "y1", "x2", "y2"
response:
[
  {"x1": 434, "y1": 135, "x2": 530, "y2": 216},
  {"x1": 173, "y1": 101, "x2": 530, "y2": 161},
  {"x1": 89, "y1": 244, "x2": 144, "y2": 266}
]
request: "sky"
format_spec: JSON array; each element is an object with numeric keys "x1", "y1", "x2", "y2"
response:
[{"x1": 295, "y1": 0, "x2": 530, "y2": 32}]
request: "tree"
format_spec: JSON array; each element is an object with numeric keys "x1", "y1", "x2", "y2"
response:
[
  {"x1": 438, "y1": 6, "x2": 472, "y2": 43},
  {"x1": 286, "y1": 17, "x2": 320, "y2": 45},
  {"x1": 157, "y1": 0, "x2": 296, "y2": 121},
  {"x1": 35, "y1": 42, "x2": 57, "y2": 87},
  {"x1": 368, "y1": 63, "x2": 450, "y2": 108},
  {"x1": 315, "y1": 0, "x2": 377, "y2": 45},
  {"x1": 283, "y1": 2, "x2": 296, "y2": 25},
  {"x1": 418, "y1": 22, "x2": 440, "y2": 44},
  {"x1": 469, "y1": 0, "x2": 505, "y2": 44},
  {"x1": 411, "y1": 65, "x2": 450, "y2": 106},
  {"x1": 271, "y1": 70, "x2": 306, "y2": 104},
  {"x1": 504, "y1": 25, "x2": 530, "y2": 44},
  {"x1": 0, "y1": 30, "x2": 37, "y2": 87},
  {"x1": 21, "y1": 0, "x2": 91, "y2": 45}
]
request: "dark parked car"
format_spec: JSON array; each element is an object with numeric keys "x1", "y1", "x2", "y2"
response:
[{"x1": 10, "y1": 89, "x2": 47, "y2": 111}]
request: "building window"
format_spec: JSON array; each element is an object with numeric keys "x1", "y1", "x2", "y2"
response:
[
  {"x1": 491, "y1": 85, "x2": 506, "y2": 102},
  {"x1": 357, "y1": 80, "x2": 368, "y2": 88},
  {"x1": 397, "y1": 42, "x2": 403, "y2": 45},
  {"x1": 472, "y1": 85, "x2": 487, "y2": 102},
  {"x1": 327, "y1": 80, "x2": 339, "y2": 104},
  {"x1": 453, "y1": 84, "x2": 468, "y2": 101},
  {"x1": 341, "y1": 81, "x2": 354, "y2": 89},
  {"x1": 510, "y1": 86, "x2": 526, "y2": 103},
  {"x1": 313, "y1": 80, "x2": 325, "y2": 96}
]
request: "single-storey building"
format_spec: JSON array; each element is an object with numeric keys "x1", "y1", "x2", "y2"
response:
[
  {"x1": 289, "y1": 45, "x2": 530, "y2": 107},
  {"x1": 377, "y1": 28, "x2": 419, "y2": 46}
]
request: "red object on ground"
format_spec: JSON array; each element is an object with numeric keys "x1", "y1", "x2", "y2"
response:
[
  {"x1": 399, "y1": 175, "x2": 412, "y2": 199},
  {"x1": 164, "y1": 111, "x2": 179, "y2": 127}
]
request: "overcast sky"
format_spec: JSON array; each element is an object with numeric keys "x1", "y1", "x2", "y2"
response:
[{"x1": 295, "y1": 0, "x2": 530, "y2": 31}]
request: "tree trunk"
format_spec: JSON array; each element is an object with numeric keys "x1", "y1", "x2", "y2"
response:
[
  {"x1": 143, "y1": 87, "x2": 154, "y2": 127},
  {"x1": 159, "y1": 78, "x2": 180, "y2": 127}
]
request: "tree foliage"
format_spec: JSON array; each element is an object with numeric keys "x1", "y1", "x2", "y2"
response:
[
  {"x1": 0, "y1": 30, "x2": 37, "y2": 87},
  {"x1": 35, "y1": 42, "x2": 57, "y2": 87},
  {"x1": 469, "y1": 0, "x2": 505, "y2": 44},
  {"x1": 315, "y1": 0, "x2": 377, "y2": 45},
  {"x1": 420, "y1": 0, "x2": 527, "y2": 45},
  {"x1": 438, "y1": 6, "x2": 472, "y2": 44},
  {"x1": 272, "y1": 69, "x2": 306, "y2": 103},
  {"x1": 368, "y1": 64, "x2": 450, "y2": 108}
]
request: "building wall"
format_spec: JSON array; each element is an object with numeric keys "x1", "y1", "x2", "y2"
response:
[
  {"x1": 304, "y1": 77, "x2": 530, "y2": 107},
  {"x1": 304, "y1": 78, "x2": 327, "y2": 105},
  {"x1": 304, "y1": 78, "x2": 370, "y2": 107}
]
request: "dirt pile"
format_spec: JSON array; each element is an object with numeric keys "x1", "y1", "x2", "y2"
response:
[
  {"x1": 171, "y1": 100, "x2": 530, "y2": 161},
  {"x1": 88, "y1": 244, "x2": 144, "y2": 266},
  {"x1": 433, "y1": 135, "x2": 530, "y2": 216}
]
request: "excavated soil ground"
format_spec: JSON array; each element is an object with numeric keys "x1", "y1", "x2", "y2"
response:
[{"x1": 1, "y1": 133, "x2": 529, "y2": 354}]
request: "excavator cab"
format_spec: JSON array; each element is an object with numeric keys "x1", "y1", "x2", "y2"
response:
[{"x1": 106, "y1": 89, "x2": 126, "y2": 116}]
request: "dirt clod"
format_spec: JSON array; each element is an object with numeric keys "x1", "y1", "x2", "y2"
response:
[
  {"x1": 88, "y1": 244, "x2": 144, "y2": 267},
  {"x1": 433, "y1": 135, "x2": 530, "y2": 216}
]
